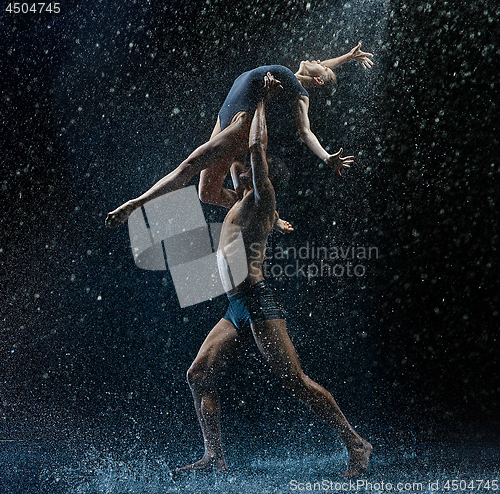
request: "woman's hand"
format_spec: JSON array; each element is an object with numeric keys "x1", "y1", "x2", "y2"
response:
[
  {"x1": 325, "y1": 148, "x2": 354, "y2": 177},
  {"x1": 348, "y1": 43, "x2": 374, "y2": 69}
]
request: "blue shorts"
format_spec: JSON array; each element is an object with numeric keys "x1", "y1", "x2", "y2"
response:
[{"x1": 223, "y1": 280, "x2": 285, "y2": 333}]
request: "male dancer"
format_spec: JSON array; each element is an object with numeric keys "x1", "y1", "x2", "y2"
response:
[
  {"x1": 105, "y1": 43, "x2": 372, "y2": 226},
  {"x1": 178, "y1": 73, "x2": 372, "y2": 478}
]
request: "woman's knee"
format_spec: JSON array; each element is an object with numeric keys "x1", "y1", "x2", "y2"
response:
[
  {"x1": 198, "y1": 182, "x2": 214, "y2": 204},
  {"x1": 198, "y1": 162, "x2": 233, "y2": 203}
]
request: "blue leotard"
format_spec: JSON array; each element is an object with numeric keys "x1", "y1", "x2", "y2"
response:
[{"x1": 218, "y1": 65, "x2": 309, "y2": 131}]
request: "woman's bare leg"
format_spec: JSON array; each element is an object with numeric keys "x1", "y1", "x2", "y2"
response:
[
  {"x1": 251, "y1": 319, "x2": 372, "y2": 477},
  {"x1": 198, "y1": 112, "x2": 251, "y2": 207},
  {"x1": 177, "y1": 318, "x2": 248, "y2": 473},
  {"x1": 105, "y1": 112, "x2": 251, "y2": 227}
]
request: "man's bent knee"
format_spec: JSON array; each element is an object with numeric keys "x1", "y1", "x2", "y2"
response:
[
  {"x1": 281, "y1": 370, "x2": 316, "y2": 396},
  {"x1": 186, "y1": 365, "x2": 203, "y2": 386},
  {"x1": 186, "y1": 364, "x2": 210, "y2": 388}
]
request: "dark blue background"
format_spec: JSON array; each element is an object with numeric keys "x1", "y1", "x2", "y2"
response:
[{"x1": 1, "y1": 0, "x2": 498, "y2": 449}]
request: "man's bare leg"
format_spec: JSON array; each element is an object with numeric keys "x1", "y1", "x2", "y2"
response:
[
  {"x1": 251, "y1": 319, "x2": 372, "y2": 477},
  {"x1": 177, "y1": 318, "x2": 247, "y2": 473},
  {"x1": 105, "y1": 113, "x2": 251, "y2": 227}
]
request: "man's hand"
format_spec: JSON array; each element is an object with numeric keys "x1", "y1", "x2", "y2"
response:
[
  {"x1": 263, "y1": 72, "x2": 283, "y2": 99},
  {"x1": 325, "y1": 148, "x2": 354, "y2": 177},
  {"x1": 348, "y1": 43, "x2": 374, "y2": 69}
]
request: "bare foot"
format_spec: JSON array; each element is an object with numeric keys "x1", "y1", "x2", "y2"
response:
[
  {"x1": 273, "y1": 212, "x2": 294, "y2": 234},
  {"x1": 175, "y1": 453, "x2": 228, "y2": 475},
  {"x1": 105, "y1": 200, "x2": 136, "y2": 228},
  {"x1": 344, "y1": 439, "x2": 372, "y2": 478},
  {"x1": 275, "y1": 218, "x2": 294, "y2": 234}
]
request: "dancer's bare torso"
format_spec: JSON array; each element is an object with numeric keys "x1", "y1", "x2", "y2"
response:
[{"x1": 217, "y1": 189, "x2": 274, "y2": 296}]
